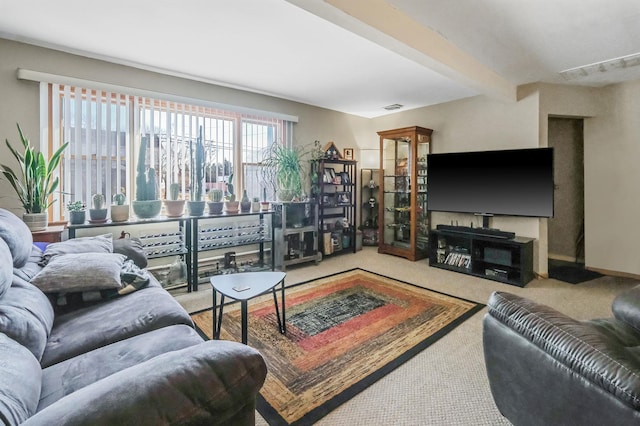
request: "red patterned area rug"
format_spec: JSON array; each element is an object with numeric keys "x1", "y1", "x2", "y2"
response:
[{"x1": 191, "y1": 268, "x2": 483, "y2": 426}]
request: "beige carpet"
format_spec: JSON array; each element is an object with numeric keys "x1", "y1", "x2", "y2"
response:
[{"x1": 172, "y1": 247, "x2": 640, "y2": 426}]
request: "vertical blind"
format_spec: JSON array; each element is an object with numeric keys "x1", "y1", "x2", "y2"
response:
[{"x1": 45, "y1": 84, "x2": 292, "y2": 221}]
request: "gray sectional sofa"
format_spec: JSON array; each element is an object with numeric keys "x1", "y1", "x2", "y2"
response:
[{"x1": 0, "y1": 208, "x2": 267, "y2": 425}]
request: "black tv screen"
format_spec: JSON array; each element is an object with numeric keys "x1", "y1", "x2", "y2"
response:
[{"x1": 427, "y1": 147, "x2": 554, "y2": 218}]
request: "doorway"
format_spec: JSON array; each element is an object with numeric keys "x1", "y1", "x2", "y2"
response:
[{"x1": 548, "y1": 117, "x2": 585, "y2": 263}]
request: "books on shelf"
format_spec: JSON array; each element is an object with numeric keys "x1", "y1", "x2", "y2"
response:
[{"x1": 442, "y1": 251, "x2": 472, "y2": 269}]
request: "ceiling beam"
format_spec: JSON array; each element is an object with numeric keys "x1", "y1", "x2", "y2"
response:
[{"x1": 287, "y1": 0, "x2": 517, "y2": 102}]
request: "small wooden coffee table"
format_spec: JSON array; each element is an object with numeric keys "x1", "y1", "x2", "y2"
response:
[{"x1": 210, "y1": 271, "x2": 286, "y2": 344}]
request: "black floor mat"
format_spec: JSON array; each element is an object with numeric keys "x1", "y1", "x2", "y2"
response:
[{"x1": 548, "y1": 259, "x2": 603, "y2": 284}]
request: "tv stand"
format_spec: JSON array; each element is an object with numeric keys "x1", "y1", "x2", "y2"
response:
[{"x1": 430, "y1": 228, "x2": 534, "y2": 287}]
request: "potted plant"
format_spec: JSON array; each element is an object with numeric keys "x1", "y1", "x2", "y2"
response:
[
  {"x1": 261, "y1": 143, "x2": 305, "y2": 202},
  {"x1": 132, "y1": 136, "x2": 161, "y2": 219},
  {"x1": 66, "y1": 200, "x2": 86, "y2": 225},
  {"x1": 224, "y1": 173, "x2": 239, "y2": 214},
  {"x1": 89, "y1": 193, "x2": 108, "y2": 222},
  {"x1": 207, "y1": 189, "x2": 224, "y2": 215},
  {"x1": 164, "y1": 183, "x2": 185, "y2": 217},
  {"x1": 110, "y1": 192, "x2": 130, "y2": 222},
  {"x1": 251, "y1": 196, "x2": 260, "y2": 213},
  {"x1": 0, "y1": 123, "x2": 69, "y2": 231},
  {"x1": 260, "y1": 187, "x2": 270, "y2": 211},
  {"x1": 187, "y1": 128, "x2": 206, "y2": 216}
]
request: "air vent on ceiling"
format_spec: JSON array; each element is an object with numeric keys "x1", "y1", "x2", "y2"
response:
[
  {"x1": 559, "y1": 52, "x2": 640, "y2": 81},
  {"x1": 383, "y1": 103, "x2": 403, "y2": 111}
]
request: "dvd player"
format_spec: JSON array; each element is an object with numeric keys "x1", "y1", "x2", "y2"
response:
[{"x1": 436, "y1": 224, "x2": 515, "y2": 240}]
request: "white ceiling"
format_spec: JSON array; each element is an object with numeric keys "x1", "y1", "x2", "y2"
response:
[{"x1": 1, "y1": 0, "x2": 640, "y2": 118}]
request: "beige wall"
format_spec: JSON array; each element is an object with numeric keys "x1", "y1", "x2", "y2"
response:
[
  {"x1": 583, "y1": 80, "x2": 640, "y2": 276},
  {"x1": 2, "y1": 38, "x2": 639, "y2": 276}
]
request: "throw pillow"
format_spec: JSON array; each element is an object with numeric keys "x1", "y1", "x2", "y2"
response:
[
  {"x1": 112, "y1": 237, "x2": 148, "y2": 269},
  {"x1": 31, "y1": 252, "x2": 126, "y2": 293},
  {"x1": 0, "y1": 239, "x2": 12, "y2": 298},
  {"x1": 39, "y1": 234, "x2": 113, "y2": 266},
  {"x1": 0, "y1": 208, "x2": 34, "y2": 268},
  {"x1": 53, "y1": 259, "x2": 151, "y2": 308},
  {"x1": 118, "y1": 259, "x2": 151, "y2": 295}
]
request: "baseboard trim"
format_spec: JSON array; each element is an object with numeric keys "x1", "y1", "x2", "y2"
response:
[
  {"x1": 586, "y1": 267, "x2": 640, "y2": 280},
  {"x1": 548, "y1": 253, "x2": 585, "y2": 263}
]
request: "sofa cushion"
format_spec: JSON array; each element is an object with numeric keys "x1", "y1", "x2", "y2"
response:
[
  {"x1": 38, "y1": 324, "x2": 203, "y2": 411},
  {"x1": 24, "y1": 340, "x2": 266, "y2": 426},
  {"x1": 41, "y1": 283, "x2": 194, "y2": 368},
  {"x1": 31, "y1": 252, "x2": 126, "y2": 293},
  {"x1": 13, "y1": 245, "x2": 44, "y2": 282},
  {"x1": 112, "y1": 237, "x2": 147, "y2": 269},
  {"x1": 39, "y1": 233, "x2": 113, "y2": 266},
  {"x1": 0, "y1": 276, "x2": 54, "y2": 361},
  {"x1": 0, "y1": 239, "x2": 12, "y2": 298},
  {"x1": 0, "y1": 208, "x2": 33, "y2": 268},
  {"x1": 0, "y1": 333, "x2": 42, "y2": 425},
  {"x1": 612, "y1": 284, "x2": 640, "y2": 333}
]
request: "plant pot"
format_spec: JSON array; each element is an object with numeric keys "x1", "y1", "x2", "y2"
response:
[
  {"x1": 207, "y1": 201, "x2": 224, "y2": 215},
  {"x1": 132, "y1": 200, "x2": 162, "y2": 219},
  {"x1": 277, "y1": 189, "x2": 295, "y2": 202},
  {"x1": 23, "y1": 212, "x2": 48, "y2": 231},
  {"x1": 188, "y1": 200, "x2": 206, "y2": 216},
  {"x1": 69, "y1": 210, "x2": 86, "y2": 225},
  {"x1": 110, "y1": 205, "x2": 130, "y2": 222},
  {"x1": 89, "y1": 208, "x2": 108, "y2": 222},
  {"x1": 251, "y1": 201, "x2": 260, "y2": 213},
  {"x1": 163, "y1": 200, "x2": 185, "y2": 217},
  {"x1": 260, "y1": 202, "x2": 270, "y2": 212},
  {"x1": 224, "y1": 201, "x2": 239, "y2": 214}
]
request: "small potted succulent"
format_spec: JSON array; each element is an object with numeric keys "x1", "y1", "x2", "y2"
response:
[
  {"x1": 164, "y1": 183, "x2": 185, "y2": 217},
  {"x1": 251, "y1": 196, "x2": 260, "y2": 213},
  {"x1": 207, "y1": 189, "x2": 224, "y2": 215},
  {"x1": 110, "y1": 192, "x2": 130, "y2": 222},
  {"x1": 66, "y1": 200, "x2": 86, "y2": 225},
  {"x1": 223, "y1": 174, "x2": 239, "y2": 214},
  {"x1": 89, "y1": 193, "x2": 108, "y2": 222}
]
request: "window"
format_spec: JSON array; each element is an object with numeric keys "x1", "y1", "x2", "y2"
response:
[{"x1": 45, "y1": 83, "x2": 293, "y2": 221}]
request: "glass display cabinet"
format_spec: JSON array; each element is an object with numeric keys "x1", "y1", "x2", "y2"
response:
[
  {"x1": 377, "y1": 126, "x2": 433, "y2": 261},
  {"x1": 360, "y1": 168, "x2": 380, "y2": 246}
]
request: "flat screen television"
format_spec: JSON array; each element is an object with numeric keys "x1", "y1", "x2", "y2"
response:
[{"x1": 427, "y1": 147, "x2": 554, "y2": 218}]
